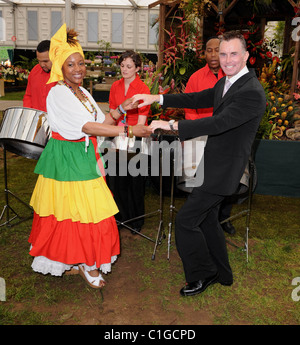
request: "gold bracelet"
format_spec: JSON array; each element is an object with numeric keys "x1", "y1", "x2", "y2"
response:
[{"x1": 128, "y1": 125, "x2": 133, "y2": 138}]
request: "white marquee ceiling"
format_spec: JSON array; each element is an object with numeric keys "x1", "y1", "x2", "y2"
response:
[{"x1": 0, "y1": 0, "x2": 158, "y2": 6}]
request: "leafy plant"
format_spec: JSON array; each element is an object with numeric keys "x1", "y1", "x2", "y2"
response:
[
  {"x1": 280, "y1": 46, "x2": 295, "y2": 83},
  {"x1": 14, "y1": 55, "x2": 38, "y2": 71},
  {"x1": 97, "y1": 40, "x2": 112, "y2": 57},
  {"x1": 143, "y1": 69, "x2": 175, "y2": 122},
  {"x1": 160, "y1": 13, "x2": 205, "y2": 92},
  {"x1": 179, "y1": 0, "x2": 213, "y2": 17}
]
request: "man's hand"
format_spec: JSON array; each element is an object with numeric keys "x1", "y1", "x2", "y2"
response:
[
  {"x1": 131, "y1": 94, "x2": 160, "y2": 108},
  {"x1": 149, "y1": 120, "x2": 178, "y2": 132}
]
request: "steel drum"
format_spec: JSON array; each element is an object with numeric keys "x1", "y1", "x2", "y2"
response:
[
  {"x1": 98, "y1": 135, "x2": 152, "y2": 155},
  {"x1": 0, "y1": 107, "x2": 51, "y2": 160}
]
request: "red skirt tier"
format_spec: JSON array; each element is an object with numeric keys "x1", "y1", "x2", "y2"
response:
[{"x1": 29, "y1": 212, "x2": 119, "y2": 267}]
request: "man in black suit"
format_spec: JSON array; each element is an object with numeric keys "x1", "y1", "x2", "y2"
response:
[{"x1": 132, "y1": 31, "x2": 266, "y2": 296}]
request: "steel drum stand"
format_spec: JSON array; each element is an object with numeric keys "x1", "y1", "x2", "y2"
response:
[
  {"x1": 115, "y1": 146, "x2": 165, "y2": 260},
  {"x1": 0, "y1": 146, "x2": 33, "y2": 228},
  {"x1": 165, "y1": 147, "x2": 177, "y2": 260},
  {"x1": 153, "y1": 133, "x2": 181, "y2": 260}
]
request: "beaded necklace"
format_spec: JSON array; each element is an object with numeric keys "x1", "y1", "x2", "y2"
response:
[{"x1": 62, "y1": 80, "x2": 97, "y2": 121}]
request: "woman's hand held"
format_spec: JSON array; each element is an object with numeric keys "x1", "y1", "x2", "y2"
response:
[{"x1": 132, "y1": 124, "x2": 152, "y2": 137}]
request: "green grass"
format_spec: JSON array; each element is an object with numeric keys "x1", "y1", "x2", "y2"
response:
[
  {"x1": 0, "y1": 91, "x2": 299, "y2": 325},
  {"x1": 0, "y1": 148, "x2": 299, "y2": 326},
  {"x1": 0, "y1": 90, "x2": 25, "y2": 101}
]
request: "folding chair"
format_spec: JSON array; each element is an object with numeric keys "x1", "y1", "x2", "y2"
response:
[{"x1": 220, "y1": 155, "x2": 257, "y2": 262}]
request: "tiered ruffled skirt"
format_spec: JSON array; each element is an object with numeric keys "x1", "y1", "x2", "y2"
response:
[{"x1": 28, "y1": 134, "x2": 120, "y2": 276}]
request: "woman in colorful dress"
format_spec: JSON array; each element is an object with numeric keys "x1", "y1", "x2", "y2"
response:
[
  {"x1": 107, "y1": 51, "x2": 151, "y2": 233},
  {"x1": 28, "y1": 24, "x2": 151, "y2": 289}
]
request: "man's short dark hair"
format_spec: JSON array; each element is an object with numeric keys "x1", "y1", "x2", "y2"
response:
[
  {"x1": 37, "y1": 40, "x2": 50, "y2": 53},
  {"x1": 205, "y1": 36, "x2": 220, "y2": 50},
  {"x1": 219, "y1": 31, "x2": 247, "y2": 51}
]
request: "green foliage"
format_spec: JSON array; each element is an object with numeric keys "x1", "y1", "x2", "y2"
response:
[
  {"x1": 97, "y1": 39, "x2": 112, "y2": 56},
  {"x1": 280, "y1": 46, "x2": 295, "y2": 83},
  {"x1": 179, "y1": 0, "x2": 213, "y2": 17},
  {"x1": 161, "y1": 13, "x2": 205, "y2": 92},
  {"x1": 14, "y1": 55, "x2": 38, "y2": 71}
]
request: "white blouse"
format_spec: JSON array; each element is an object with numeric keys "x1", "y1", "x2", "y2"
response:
[{"x1": 46, "y1": 83, "x2": 105, "y2": 141}]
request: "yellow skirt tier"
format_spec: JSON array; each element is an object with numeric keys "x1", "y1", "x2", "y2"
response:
[{"x1": 30, "y1": 175, "x2": 119, "y2": 224}]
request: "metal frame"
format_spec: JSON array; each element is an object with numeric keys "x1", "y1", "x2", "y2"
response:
[
  {"x1": 220, "y1": 157, "x2": 255, "y2": 262},
  {"x1": 0, "y1": 146, "x2": 33, "y2": 228},
  {"x1": 115, "y1": 146, "x2": 165, "y2": 260}
]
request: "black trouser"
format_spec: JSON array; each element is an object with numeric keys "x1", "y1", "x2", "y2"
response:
[{"x1": 175, "y1": 187, "x2": 233, "y2": 283}]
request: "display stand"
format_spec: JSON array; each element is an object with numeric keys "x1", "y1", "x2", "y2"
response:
[{"x1": 0, "y1": 146, "x2": 33, "y2": 228}]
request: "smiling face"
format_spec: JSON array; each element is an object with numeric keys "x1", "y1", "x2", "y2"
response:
[
  {"x1": 62, "y1": 52, "x2": 86, "y2": 88},
  {"x1": 219, "y1": 38, "x2": 249, "y2": 78}
]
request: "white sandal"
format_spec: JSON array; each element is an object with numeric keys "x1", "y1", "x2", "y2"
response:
[
  {"x1": 78, "y1": 265, "x2": 106, "y2": 289},
  {"x1": 64, "y1": 266, "x2": 79, "y2": 275}
]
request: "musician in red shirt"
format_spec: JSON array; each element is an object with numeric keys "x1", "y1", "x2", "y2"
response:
[
  {"x1": 107, "y1": 51, "x2": 150, "y2": 234},
  {"x1": 109, "y1": 55, "x2": 150, "y2": 126},
  {"x1": 23, "y1": 40, "x2": 56, "y2": 112},
  {"x1": 184, "y1": 37, "x2": 226, "y2": 120}
]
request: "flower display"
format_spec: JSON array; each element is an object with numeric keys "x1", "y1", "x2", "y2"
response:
[
  {"x1": 258, "y1": 92, "x2": 299, "y2": 140},
  {"x1": 0, "y1": 65, "x2": 29, "y2": 82},
  {"x1": 293, "y1": 81, "x2": 300, "y2": 101},
  {"x1": 143, "y1": 69, "x2": 180, "y2": 122},
  {"x1": 242, "y1": 17, "x2": 275, "y2": 66},
  {"x1": 257, "y1": 58, "x2": 300, "y2": 140}
]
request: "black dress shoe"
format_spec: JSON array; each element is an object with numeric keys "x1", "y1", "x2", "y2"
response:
[
  {"x1": 180, "y1": 273, "x2": 219, "y2": 297},
  {"x1": 221, "y1": 221, "x2": 236, "y2": 235}
]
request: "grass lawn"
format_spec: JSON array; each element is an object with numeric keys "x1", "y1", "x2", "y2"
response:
[{"x1": 0, "y1": 92, "x2": 299, "y2": 326}]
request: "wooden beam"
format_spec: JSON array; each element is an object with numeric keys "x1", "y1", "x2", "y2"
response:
[
  {"x1": 287, "y1": 0, "x2": 297, "y2": 7},
  {"x1": 157, "y1": 3, "x2": 166, "y2": 68},
  {"x1": 149, "y1": 0, "x2": 178, "y2": 9},
  {"x1": 223, "y1": 0, "x2": 240, "y2": 17},
  {"x1": 0, "y1": 0, "x2": 15, "y2": 4},
  {"x1": 288, "y1": 0, "x2": 300, "y2": 96},
  {"x1": 290, "y1": 24, "x2": 300, "y2": 96},
  {"x1": 209, "y1": 0, "x2": 240, "y2": 23}
]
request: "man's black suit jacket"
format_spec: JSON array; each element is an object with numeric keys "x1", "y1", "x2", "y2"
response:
[{"x1": 162, "y1": 69, "x2": 266, "y2": 196}]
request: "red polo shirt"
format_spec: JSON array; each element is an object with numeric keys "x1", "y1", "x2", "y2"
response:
[
  {"x1": 184, "y1": 64, "x2": 226, "y2": 120},
  {"x1": 109, "y1": 75, "x2": 150, "y2": 126},
  {"x1": 23, "y1": 64, "x2": 56, "y2": 112}
]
